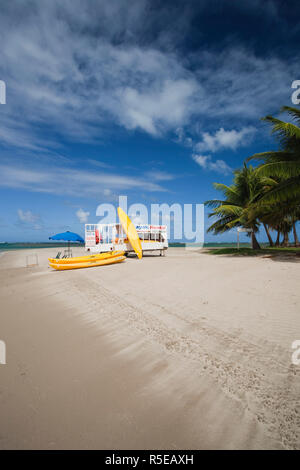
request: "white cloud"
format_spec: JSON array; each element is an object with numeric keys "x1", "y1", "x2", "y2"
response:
[
  {"x1": 145, "y1": 170, "x2": 175, "y2": 181},
  {"x1": 118, "y1": 79, "x2": 198, "y2": 135},
  {"x1": 192, "y1": 154, "x2": 231, "y2": 174},
  {"x1": 17, "y1": 209, "x2": 42, "y2": 229},
  {"x1": 18, "y1": 209, "x2": 39, "y2": 224},
  {"x1": 192, "y1": 155, "x2": 210, "y2": 169},
  {"x1": 87, "y1": 160, "x2": 113, "y2": 169},
  {"x1": 76, "y1": 208, "x2": 90, "y2": 224},
  {"x1": 176, "y1": 125, "x2": 254, "y2": 175},
  {"x1": 0, "y1": 1, "x2": 297, "y2": 154},
  {"x1": 194, "y1": 127, "x2": 255, "y2": 153},
  {"x1": 0, "y1": 2, "x2": 199, "y2": 147},
  {"x1": 177, "y1": 126, "x2": 249, "y2": 175},
  {"x1": 103, "y1": 189, "x2": 112, "y2": 196},
  {"x1": 0, "y1": 163, "x2": 167, "y2": 197}
]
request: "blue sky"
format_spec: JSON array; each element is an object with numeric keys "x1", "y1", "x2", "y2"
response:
[{"x1": 0, "y1": 0, "x2": 299, "y2": 242}]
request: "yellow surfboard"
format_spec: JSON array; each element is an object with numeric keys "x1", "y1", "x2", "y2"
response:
[
  {"x1": 49, "y1": 255, "x2": 126, "y2": 271},
  {"x1": 48, "y1": 250, "x2": 124, "y2": 265},
  {"x1": 117, "y1": 207, "x2": 143, "y2": 259}
]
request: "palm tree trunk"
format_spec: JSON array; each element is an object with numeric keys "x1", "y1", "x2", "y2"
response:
[
  {"x1": 263, "y1": 223, "x2": 273, "y2": 247},
  {"x1": 251, "y1": 231, "x2": 261, "y2": 250},
  {"x1": 281, "y1": 232, "x2": 289, "y2": 247},
  {"x1": 275, "y1": 231, "x2": 280, "y2": 246},
  {"x1": 292, "y1": 222, "x2": 299, "y2": 246}
]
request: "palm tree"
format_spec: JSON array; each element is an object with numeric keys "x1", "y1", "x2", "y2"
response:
[
  {"x1": 258, "y1": 205, "x2": 293, "y2": 247},
  {"x1": 246, "y1": 105, "x2": 300, "y2": 245},
  {"x1": 291, "y1": 207, "x2": 300, "y2": 246},
  {"x1": 248, "y1": 105, "x2": 300, "y2": 204},
  {"x1": 205, "y1": 165, "x2": 275, "y2": 249}
]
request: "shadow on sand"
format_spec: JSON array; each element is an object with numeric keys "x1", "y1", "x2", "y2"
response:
[{"x1": 204, "y1": 247, "x2": 300, "y2": 263}]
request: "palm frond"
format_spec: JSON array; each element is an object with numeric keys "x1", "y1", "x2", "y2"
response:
[
  {"x1": 246, "y1": 150, "x2": 294, "y2": 163},
  {"x1": 204, "y1": 199, "x2": 226, "y2": 208},
  {"x1": 206, "y1": 216, "x2": 239, "y2": 233},
  {"x1": 281, "y1": 106, "x2": 300, "y2": 125},
  {"x1": 256, "y1": 161, "x2": 300, "y2": 179},
  {"x1": 262, "y1": 116, "x2": 300, "y2": 139},
  {"x1": 213, "y1": 205, "x2": 243, "y2": 217},
  {"x1": 256, "y1": 176, "x2": 300, "y2": 204}
]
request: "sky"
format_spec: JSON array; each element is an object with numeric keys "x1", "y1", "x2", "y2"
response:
[{"x1": 0, "y1": 0, "x2": 299, "y2": 242}]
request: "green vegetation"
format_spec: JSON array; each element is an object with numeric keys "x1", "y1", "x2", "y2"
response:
[
  {"x1": 207, "y1": 246, "x2": 300, "y2": 256},
  {"x1": 205, "y1": 105, "x2": 300, "y2": 250}
]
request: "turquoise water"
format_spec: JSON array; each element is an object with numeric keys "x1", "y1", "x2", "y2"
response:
[
  {"x1": 0, "y1": 241, "x2": 251, "y2": 251},
  {"x1": 0, "y1": 242, "x2": 84, "y2": 252},
  {"x1": 169, "y1": 242, "x2": 251, "y2": 248}
]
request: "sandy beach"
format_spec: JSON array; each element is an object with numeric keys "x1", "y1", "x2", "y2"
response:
[{"x1": 0, "y1": 247, "x2": 299, "y2": 449}]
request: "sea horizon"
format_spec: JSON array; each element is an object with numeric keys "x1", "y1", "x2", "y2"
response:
[{"x1": 0, "y1": 241, "x2": 252, "y2": 252}]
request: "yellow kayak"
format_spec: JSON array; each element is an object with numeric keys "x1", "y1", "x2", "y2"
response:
[
  {"x1": 48, "y1": 250, "x2": 124, "y2": 264},
  {"x1": 117, "y1": 207, "x2": 142, "y2": 259},
  {"x1": 49, "y1": 255, "x2": 126, "y2": 271}
]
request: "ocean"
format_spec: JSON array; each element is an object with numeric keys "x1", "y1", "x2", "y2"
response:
[
  {"x1": 0, "y1": 242, "x2": 83, "y2": 252},
  {"x1": 0, "y1": 241, "x2": 251, "y2": 252}
]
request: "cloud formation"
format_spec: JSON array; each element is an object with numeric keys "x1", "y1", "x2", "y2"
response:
[
  {"x1": 0, "y1": 163, "x2": 169, "y2": 197},
  {"x1": 0, "y1": 0, "x2": 199, "y2": 146},
  {"x1": 0, "y1": 0, "x2": 298, "y2": 155},
  {"x1": 177, "y1": 125, "x2": 249, "y2": 174},
  {"x1": 194, "y1": 127, "x2": 255, "y2": 153},
  {"x1": 76, "y1": 208, "x2": 90, "y2": 224},
  {"x1": 17, "y1": 209, "x2": 43, "y2": 230},
  {"x1": 192, "y1": 154, "x2": 232, "y2": 174}
]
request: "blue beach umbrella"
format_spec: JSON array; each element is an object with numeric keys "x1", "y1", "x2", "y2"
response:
[{"x1": 49, "y1": 231, "x2": 84, "y2": 257}]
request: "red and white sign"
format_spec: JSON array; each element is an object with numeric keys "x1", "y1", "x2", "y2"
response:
[
  {"x1": 150, "y1": 225, "x2": 167, "y2": 231},
  {"x1": 135, "y1": 224, "x2": 167, "y2": 232}
]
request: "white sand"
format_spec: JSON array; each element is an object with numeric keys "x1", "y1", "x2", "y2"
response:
[{"x1": 0, "y1": 247, "x2": 299, "y2": 449}]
